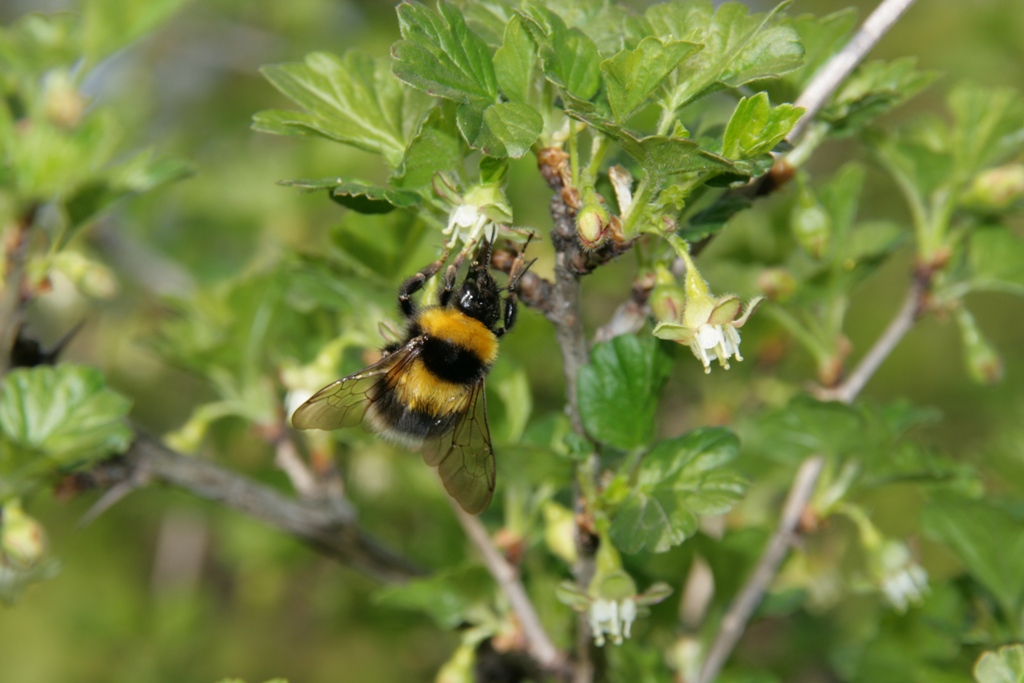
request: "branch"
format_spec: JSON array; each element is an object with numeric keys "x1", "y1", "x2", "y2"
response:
[
  {"x1": 86, "y1": 434, "x2": 424, "y2": 584},
  {"x1": 449, "y1": 501, "x2": 571, "y2": 679},
  {"x1": 696, "y1": 456, "x2": 825, "y2": 683},
  {"x1": 787, "y1": 0, "x2": 919, "y2": 144},
  {"x1": 536, "y1": 149, "x2": 602, "y2": 683},
  {"x1": 817, "y1": 276, "x2": 927, "y2": 404}
]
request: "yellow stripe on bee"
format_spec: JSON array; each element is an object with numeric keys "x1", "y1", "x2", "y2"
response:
[
  {"x1": 417, "y1": 308, "x2": 499, "y2": 365},
  {"x1": 393, "y1": 360, "x2": 472, "y2": 416}
]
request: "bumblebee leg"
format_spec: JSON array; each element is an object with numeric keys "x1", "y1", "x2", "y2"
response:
[
  {"x1": 437, "y1": 248, "x2": 472, "y2": 308},
  {"x1": 495, "y1": 247, "x2": 537, "y2": 338},
  {"x1": 398, "y1": 250, "x2": 452, "y2": 318}
]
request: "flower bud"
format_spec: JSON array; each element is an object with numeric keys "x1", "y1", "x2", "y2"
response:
[
  {"x1": 956, "y1": 307, "x2": 1003, "y2": 384},
  {"x1": 757, "y1": 268, "x2": 797, "y2": 302},
  {"x1": 576, "y1": 203, "x2": 609, "y2": 251},
  {"x1": 791, "y1": 185, "x2": 832, "y2": 259},
  {"x1": 542, "y1": 502, "x2": 578, "y2": 565},
  {"x1": 963, "y1": 164, "x2": 1024, "y2": 212},
  {"x1": 43, "y1": 70, "x2": 86, "y2": 129},
  {"x1": 1, "y1": 501, "x2": 47, "y2": 567}
]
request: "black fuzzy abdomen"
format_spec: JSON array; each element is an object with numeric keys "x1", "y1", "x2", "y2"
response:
[{"x1": 420, "y1": 337, "x2": 488, "y2": 385}]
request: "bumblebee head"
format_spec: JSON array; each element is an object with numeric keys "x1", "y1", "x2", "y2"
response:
[{"x1": 453, "y1": 239, "x2": 501, "y2": 328}]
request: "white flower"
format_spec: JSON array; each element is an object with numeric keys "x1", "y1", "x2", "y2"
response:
[
  {"x1": 588, "y1": 596, "x2": 638, "y2": 647},
  {"x1": 556, "y1": 574, "x2": 672, "y2": 648},
  {"x1": 653, "y1": 280, "x2": 763, "y2": 373},
  {"x1": 443, "y1": 203, "x2": 489, "y2": 248},
  {"x1": 876, "y1": 540, "x2": 929, "y2": 612},
  {"x1": 652, "y1": 247, "x2": 763, "y2": 372},
  {"x1": 435, "y1": 180, "x2": 512, "y2": 249}
]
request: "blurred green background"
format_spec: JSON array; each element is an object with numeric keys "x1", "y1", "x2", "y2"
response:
[{"x1": 1, "y1": 1, "x2": 1023, "y2": 681}]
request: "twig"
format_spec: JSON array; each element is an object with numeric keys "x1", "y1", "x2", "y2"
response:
[
  {"x1": 87, "y1": 433, "x2": 424, "y2": 584},
  {"x1": 817, "y1": 276, "x2": 927, "y2": 404},
  {"x1": 696, "y1": 456, "x2": 825, "y2": 683},
  {"x1": 449, "y1": 500, "x2": 571, "y2": 680},
  {"x1": 538, "y1": 151, "x2": 604, "y2": 683},
  {"x1": 787, "y1": 0, "x2": 919, "y2": 144},
  {"x1": 697, "y1": 275, "x2": 928, "y2": 681},
  {"x1": 274, "y1": 431, "x2": 321, "y2": 499}
]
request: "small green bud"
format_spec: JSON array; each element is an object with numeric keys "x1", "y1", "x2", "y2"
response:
[
  {"x1": 791, "y1": 186, "x2": 832, "y2": 259},
  {"x1": 956, "y1": 307, "x2": 1003, "y2": 384},
  {"x1": 1, "y1": 501, "x2": 47, "y2": 567},
  {"x1": 542, "y1": 502, "x2": 578, "y2": 565},
  {"x1": 756, "y1": 268, "x2": 797, "y2": 302},
  {"x1": 576, "y1": 203, "x2": 610, "y2": 251},
  {"x1": 963, "y1": 164, "x2": 1024, "y2": 212},
  {"x1": 43, "y1": 70, "x2": 86, "y2": 128}
]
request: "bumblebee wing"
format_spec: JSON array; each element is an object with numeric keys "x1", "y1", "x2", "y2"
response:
[
  {"x1": 291, "y1": 343, "x2": 420, "y2": 431},
  {"x1": 422, "y1": 381, "x2": 495, "y2": 514}
]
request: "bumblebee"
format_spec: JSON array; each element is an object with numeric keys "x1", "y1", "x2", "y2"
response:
[{"x1": 291, "y1": 237, "x2": 533, "y2": 514}]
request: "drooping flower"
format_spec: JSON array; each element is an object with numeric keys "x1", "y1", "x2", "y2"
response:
[
  {"x1": 842, "y1": 503, "x2": 929, "y2": 612},
  {"x1": 556, "y1": 531, "x2": 672, "y2": 646},
  {"x1": 652, "y1": 255, "x2": 763, "y2": 373},
  {"x1": 872, "y1": 539, "x2": 929, "y2": 612}
]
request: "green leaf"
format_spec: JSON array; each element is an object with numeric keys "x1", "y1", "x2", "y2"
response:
[
  {"x1": 922, "y1": 496, "x2": 1024, "y2": 619},
  {"x1": 0, "y1": 365, "x2": 133, "y2": 497},
  {"x1": 278, "y1": 178, "x2": 421, "y2": 214},
  {"x1": 722, "y1": 92, "x2": 802, "y2": 160},
  {"x1": 64, "y1": 149, "x2": 192, "y2": 229},
  {"x1": 457, "y1": 1, "x2": 512, "y2": 47},
  {"x1": 821, "y1": 58, "x2": 936, "y2": 137},
  {"x1": 622, "y1": 132, "x2": 737, "y2": 182},
  {"x1": 392, "y1": 1, "x2": 497, "y2": 105},
  {"x1": 964, "y1": 226, "x2": 1024, "y2": 296},
  {"x1": 609, "y1": 427, "x2": 745, "y2": 553},
  {"x1": 255, "y1": 50, "x2": 430, "y2": 168},
  {"x1": 456, "y1": 101, "x2": 543, "y2": 158},
  {"x1": 577, "y1": 334, "x2": 671, "y2": 450},
  {"x1": 949, "y1": 82, "x2": 1024, "y2": 182},
  {"x1": 493, "y1": 15, "x2": 539, "y2": 105},
  {"x1": 392, "y1": 102, "x2": 466, "y2": 188},
  {"x1": 601, "y1": 36, "x2": 702, "y2": 123},
  {"x1": 746, "y1": 396, "x2": 937, "y2": 469},
  {"x1": 375, "y1": 566, "x2": 494, "y2": 629},
  {"x1": 975, "y1": 645, "x2": 1024, "y2": 683},
  {"x1": 649, "y1": 0, "x2": 803, "y2": 114},
  {"x1": 565, "y1": 106, "x2": 737, "y2": 182},
  {"x1": 678, "y1": 194, "x2": 751, "y2": 242},
  {"x1": 758, "y1": 9, "x2": 857, "y2": 103},
  {"x1": 331, "y1": 211, "x2": 427, "y2": 280},
  {"x1": 519, "y1": 3, "x2": 602, "y2": 101},
  {"x1": 867, "y1": 120, "x2": 953, "y2": 217}
]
